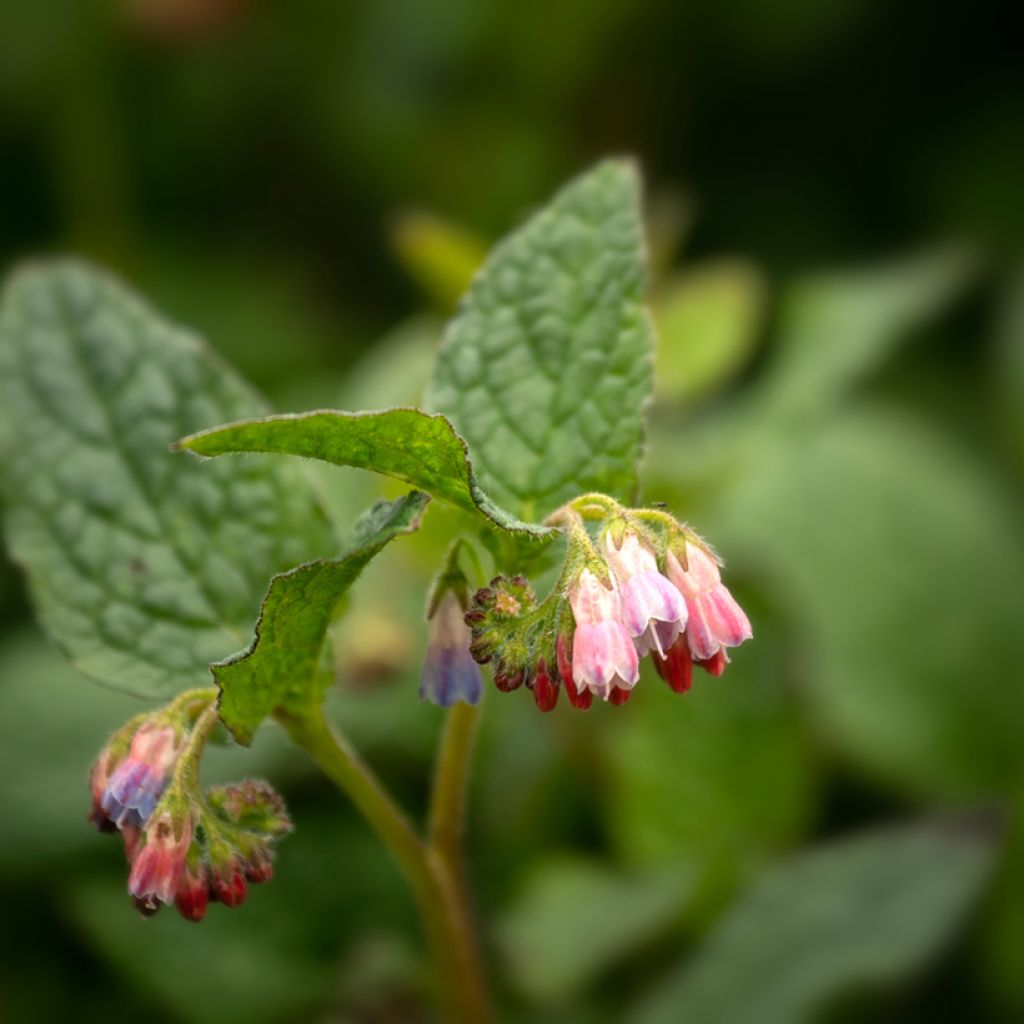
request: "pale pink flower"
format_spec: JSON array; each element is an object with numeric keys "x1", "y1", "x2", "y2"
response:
[
  {"x1": 603, "y1": 532, "x2": 688, "y2": 658},
  {"x1": 666, "y1": 542, "x2": 752, "y2": 661},
  {"x1": 128, "y1": 812, "x2": 192, "y2": 912},
  {"x1": 569, "y1": 569, "x2": 639, "y2": 701}
]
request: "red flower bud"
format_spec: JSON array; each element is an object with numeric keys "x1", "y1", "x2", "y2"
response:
[
  {"x1": 212, "y1": 868, "x2": 247, "y2": 908},
  {"x1": 653, "y1": 635, "x2": 694, "y2": 694},
  {"x1": 175, "y1": 861, "x2": 209, "y2": 923},
  {"x1": 557, "y1": 633, "x2": 592, "y2": 710},
  {"x1": 532, "y1": 660, "x2": 559, "y2": 713},
  {"x1": 608, "y1": 686, "x2": 633, "y2": 706},
  {"x1": 494, "y1": 667, "x2": 524, "y2": 692},
  {"x1": 698, "y1": 650, "x2": 728, "y2": 677}
]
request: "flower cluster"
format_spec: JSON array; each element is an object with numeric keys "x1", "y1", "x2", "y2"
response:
[
  {"x1": 89, "y1": 698, "x2": 291, "y2": 920},
  {"x1": 464, "y1": 497, "x2": 752, "y2": 711}
]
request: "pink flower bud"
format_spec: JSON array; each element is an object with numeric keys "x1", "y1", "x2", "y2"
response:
[
  {"x1": 419, "y1": 591, "x2": 483, "y2": 708},
  {"x1": 569, "y1": 571, "x2": 639, "y2": 701},
  {"x1": 101, "y1": 723, "x2": 184, "y2": 829},
  {"x1": 603, "y1": 533, "x2": 688, "y2": 657},
  {"x1": 128, "y1": 812, "x2": 191, "y2": 913},
  {"x1": 666, "y1": 543, "x2": 752, "y2": 664}
]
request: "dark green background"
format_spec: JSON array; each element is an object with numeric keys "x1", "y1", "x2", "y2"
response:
[{"x1": 1, "y1": 1, "x2": 1022, "y2": 1021}]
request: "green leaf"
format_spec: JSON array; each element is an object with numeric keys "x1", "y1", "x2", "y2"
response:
[
  {"x1": 629, "y1": 819, "x2": 995, "y2": 1024},
  {"x1": 428, "y1": 159, "x2": 655, "y2": 520},
  {"x1": 603, "y1": 631, "x2": 816, "y2": 915},
  {"x1": 714, "y1": 405, "x2": 1024, "y2": 798},
  {"x1": 496, "y1": 856, "x2": 692, "y2": 1006},
  {"x1": 0, "y1": 262, "x2": 333, "y2": 699},
  {"x1": 653, "y1": 260, "x2": 764, "y2": 404},
  {"x1": 176, "y1": 407, "x2": 551, "y2": 540},
  {"x1": 762, "y1": 247, "x2": 977, "y2": 420},
  {"x1": 216, "y1": 491, "x2": 429, "y2": 745}
]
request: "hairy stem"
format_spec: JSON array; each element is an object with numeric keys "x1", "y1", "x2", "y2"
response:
[{"x1": 281, "y1": 704, "x2": 490, "y2": 1022}]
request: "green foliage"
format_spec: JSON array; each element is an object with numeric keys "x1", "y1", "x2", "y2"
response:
[
  {"x1": 178, "y1": 408, "x2": 551, "y2": 540},
  {"x1": 603, "y1": 645, "x2": 816, "y2": 911},
  {"x1": 630, "y1": 820, "x2": 995, "y2": 1024},
  {"x1": 994, "y1": 266, "x2": 1024, "y2": 473},
  {"x1": 217, "y1": 492, "x2": 430, "y2": 745},
  {"x1": 760, "y1": 247, "x2": 978, "y2": 420},
  {"x1": 497, "y1": 857, "x2": 692, "y2": 1006},
  {"x1": 390, "y1": 210, "x2": 487, "y2": 310},
  {"x1": 0, "y1": 262, "x2": 333, "y2": 698},
  {"x1": 653, "y1": 260, "x2": 764, "y2": 404},
  {"x1": 428, "y1": 159, "x2": 655, "y2": 520},
  {"x1": 714, "y1": 406, "x2": 1024, "y2": 798}
]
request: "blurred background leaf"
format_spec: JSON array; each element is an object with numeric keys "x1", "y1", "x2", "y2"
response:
[
  {"x1": 653, "y1": 259, "x2": 764, "y2": 405},
  {"x1": 629, "y1": 818, "x2": 996, "y2": 1024}
]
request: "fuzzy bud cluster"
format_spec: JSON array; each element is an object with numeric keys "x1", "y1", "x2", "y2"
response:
[{"x1": 89, "y1": 703, "x2": 291, "y2": 921}]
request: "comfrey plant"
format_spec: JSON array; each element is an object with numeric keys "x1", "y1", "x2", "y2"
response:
[{"x1": 0, "y1": 160, "x2": 750, "y2": 1022}]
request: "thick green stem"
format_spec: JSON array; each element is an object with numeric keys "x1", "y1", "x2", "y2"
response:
[{"x1": 280, "y1": 704, "x2": 490, "y2": 1023}]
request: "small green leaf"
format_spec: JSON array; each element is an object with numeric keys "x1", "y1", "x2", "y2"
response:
[
  {"x1": 631, "y1": 820, "x2": 995, "y2": 1024},
  {"x1": 0, "y1": 262, "x2": 333, "y2": 699},
  {"x1": 176, "y1": 407, "x2": 551, "y2": 540},
  {"x1": 653, "y1": 260, "x2": 764, "y2": 404},
  {"x1": 428, "y1": 159, "x2": 655, "y2": 520},
  {"x1": 216, "y1": 491, "x2": 430, "y2": 745},
  {"x1": 496, "y1": 856, "x2": 692, "y2": 1006}
]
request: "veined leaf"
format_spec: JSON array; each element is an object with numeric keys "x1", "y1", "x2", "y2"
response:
[
  {"x1": 0, "y1": 262, "x2": 333, "y2": 699},
  {"x1": 216, "y1": 492, "x2": 429, "y2": 745},
  {"x1": 428, "y1": 159, "x2": 655, "y2": 520},
  {"x1": 176, "y1": 407, "x2": 551, "y2": 541}
]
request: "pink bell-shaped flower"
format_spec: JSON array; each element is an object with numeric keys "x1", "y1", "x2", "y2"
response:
[
  {"x1": 666, "y1": 542, "x2": 752, "y2": 662},
  {"x1": 568, "y1": 569, "x2": 639, "y2": 702},
  {"x1": 128, "y1": 811, "x2": 192, "y2": 914},
  {"x1": 603, "y1": 532, "x2": 688, "y2": 658}
]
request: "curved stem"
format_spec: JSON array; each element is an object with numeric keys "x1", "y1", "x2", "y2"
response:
[{"x1": 280, "y1": 704, "x2": 490, "y2": 1023}]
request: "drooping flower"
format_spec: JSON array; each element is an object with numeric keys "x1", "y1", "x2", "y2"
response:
[
  {"x1": 603, "y1": 531, "x2": 688, "y2": 657},
  {"x1": 100, "y1": 722, "x2": 184, "y2": 829},
  {"x1": 128, "y1": 811, "x2": 192, "y2": 914},
  {"x1": 665, "y1": 541, "x2": 752, "y2": 662},
  {"x1": 568, "y1": 569, "x2": 639, "y2": 702},
  {"x1": 419, "y1": 590, "x2": 483, "y2": 707}
]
